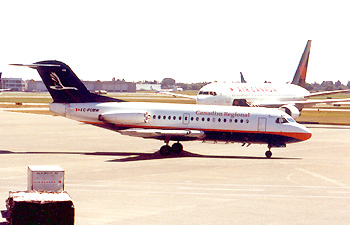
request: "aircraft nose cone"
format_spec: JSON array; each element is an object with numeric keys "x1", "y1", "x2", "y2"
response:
[{"x1": 298, "y1": 126, "x2": 312, "y2": 141}]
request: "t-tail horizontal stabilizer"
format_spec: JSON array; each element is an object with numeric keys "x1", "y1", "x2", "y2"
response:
[{"x1": 10, "y1": 61, "x2": 124, "y2": 103}]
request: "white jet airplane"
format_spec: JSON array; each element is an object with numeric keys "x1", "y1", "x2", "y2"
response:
[
  {"x1": 167, "y1": 40, "x2": 350, "y2": 119},
  {"x1": 11, "y1": 61, "x2": 312, "y2": 158}
]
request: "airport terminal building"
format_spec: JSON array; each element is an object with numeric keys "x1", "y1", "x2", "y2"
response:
[
  {"x1": 26, "y1": 79, "x2": 136, "y2": 92},
  {"x1": 1, "y1": 78, "x2": 25, "y2": 91}
]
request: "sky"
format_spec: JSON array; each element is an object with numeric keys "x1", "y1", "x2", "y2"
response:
[{"x1": 1, "y1": 0, "x2": 350, "y2": 85}]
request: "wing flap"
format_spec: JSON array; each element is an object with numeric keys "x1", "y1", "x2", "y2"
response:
[{"x1": 120, "y1": 128, "x2": 205, "y2": 139}]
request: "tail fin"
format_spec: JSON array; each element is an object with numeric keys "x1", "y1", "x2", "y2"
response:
[
  {"x1": 10, "y1": 60, "x2": 123, "y2": 103},
  {"x1": 240, "y1": 72, "x2": 247, "y2": 83},
  {"x1": 291, "y1": 40, "x2": 312, "y2": 88}
]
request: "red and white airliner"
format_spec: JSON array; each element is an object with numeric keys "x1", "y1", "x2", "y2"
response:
[
  {"x1": 167, "y1": 40, "x2": 350, "y2": 119},
  {"x1": 11, "y1": 61, "x2": 312, "y2": 158}
]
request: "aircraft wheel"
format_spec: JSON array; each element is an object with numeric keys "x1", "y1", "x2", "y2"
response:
[
  {"x1": 265, "y1": 150, "x2": 272, "y2": 159},
  {"x1": 172, "y1": 142, "x2": 183, "y2": 154},
  {"x1": 160, "y1": 145, "x2": 172, "y2": 156}
]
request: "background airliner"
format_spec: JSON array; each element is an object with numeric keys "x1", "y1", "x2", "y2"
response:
[
  {"x1": 168, "y1": 40, "x2": 350, "y2": 119},
  {"x1": 12, "y1": 60, "x2": 312, "y2": 158}
]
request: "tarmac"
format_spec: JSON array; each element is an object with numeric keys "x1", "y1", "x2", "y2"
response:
[{"x1": 0, "y1": 109, "x2": 350, "y2": 225}]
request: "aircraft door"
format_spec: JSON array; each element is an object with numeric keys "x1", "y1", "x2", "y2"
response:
[
  {"x1": 182, "y1": 113, "x2": 190, "y2": 125},
  {"x1": 258, "y1": 118, "x2": 267, "y2": 132}
]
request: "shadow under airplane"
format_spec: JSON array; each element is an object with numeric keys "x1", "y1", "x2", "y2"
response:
[{"x1": 0, "y1": 149, "x2": 301, "y2": 162}]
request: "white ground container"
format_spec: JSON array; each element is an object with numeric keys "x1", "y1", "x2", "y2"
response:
[{"x1": 27, "y1": 165, "x2": 64, "y2": 192}]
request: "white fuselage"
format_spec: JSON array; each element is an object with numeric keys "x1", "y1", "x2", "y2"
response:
[
  {"x1": 50, "y1": 101, "x2": 311, "y2": 144},
  {"x1": 196, "y1": 82, "x2": 310, "y2": 106}
]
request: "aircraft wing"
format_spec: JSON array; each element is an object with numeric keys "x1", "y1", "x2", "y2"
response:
[
  {"x1": 255, "y1": 98, "x2": 350, "y2": 109},
  {"x1": 159, "y1": 91, "x2": 197, "y2": 99},
  {"x1": 306, "y1": 89, "x2": 350, "y2": 97},
  {"x1": 120, "y1": 128, "x2": 205, "y2": 140}
]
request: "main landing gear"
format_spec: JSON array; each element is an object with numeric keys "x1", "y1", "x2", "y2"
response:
[
  {"x1": 265, "y1": 146, "x2": 272, "y2": 159},
  {"x1": 159, "y1": 142, "x2": 183, "y2": 156}
]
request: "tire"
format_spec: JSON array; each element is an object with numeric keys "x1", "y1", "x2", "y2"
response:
[
  {"x1": 265, "y1": 150, "x2": 272, "y2": 159},
  {"x1": 172, "y1": 143, "x2": 183, "y2": 154},
  {"x1": 160, "y1": 145, "x2": 172, "y2": 156}
]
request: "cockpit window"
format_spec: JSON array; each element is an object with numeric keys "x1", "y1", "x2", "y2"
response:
[
  {"x1": 275, "y1": 117, "x2": 288, "y2": 124},
  {"x1": 199, "y1": 91, "x2": 217, "y2": 96},
  {"x1": 286, "y1": 117, "x2": 295, "y2": 123}
]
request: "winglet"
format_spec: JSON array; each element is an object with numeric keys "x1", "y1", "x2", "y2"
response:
[{"x1": 291, "y1": 40, "x2": 312, "y2": 88}]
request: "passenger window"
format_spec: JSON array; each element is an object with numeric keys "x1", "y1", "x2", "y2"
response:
[
  {"x1": 235, "y1": 119, "x2": 238, "y2": 123},
  {"x1": 218, "y1": 118, "x2": 221, "y2": 122},
  {"x1": 191, "y1": 117, "x2": 194, "y2": 121},
  {"x1": 246, "y1": 119, "x2": 249, "y2": 123},
  {"x1": 179, "y1": 116, "x2": 182, "y2": 120},
  {"x1": 229, "y1": 119, "x2": 232, "y2": 123},
  {"x1": 168, "y1": 116, "x2": 171, "y2": 120},
  {"x1": 196, "y1": 117, "x2": 199, "y2": 121},
  {"x1": 163, "y1": 116, "x2": 166, "y2": 120},
  {"x1": 207, "y1": 118, "x2": 210, "y2": 122},
  {"x1": 202, "y1": 117, "x2": 205, "y2": 121},
  {"x1": 173, "y1": 116, "x2": 176, "y2": 120},
  {"x1": 153, "y1": 115, "x2": 156, "y2": 119},
  {"x1": 240, "y1": 119, "x2": 243, "y2": 123},
  {"x1": 158, "y1": 115, "x2": 161, "y2": 119},
  {"x1": 223, "y1": 118, "x2": 227, "y2": 123}
]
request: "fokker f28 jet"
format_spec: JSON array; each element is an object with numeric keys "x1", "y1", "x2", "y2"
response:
[
  {"x1": 11, "y1": 61, "x2": 311, "y2": 158},
  {"x1": 167, "y1": 40, "x2": 350, "y2": 119}
]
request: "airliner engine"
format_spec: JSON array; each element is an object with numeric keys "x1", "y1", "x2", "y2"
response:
[
  {"x1": 98, "y1": 111, "x2": 150, "y2": 125},
  {"x1": 279, "y1": 105, "x2": 301, "y2": 119}
]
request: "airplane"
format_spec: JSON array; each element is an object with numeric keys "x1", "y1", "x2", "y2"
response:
[
  {"x1": 11, "y1": 60, "x2": 312, "y2": 158},
  {"x1": 166, "y1": 40, "x2": 350, "y2": 119}
]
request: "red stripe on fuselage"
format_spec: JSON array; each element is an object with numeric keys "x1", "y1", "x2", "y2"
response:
[{"x1": 79, "y1": 121, "x2": 311, "y2": 141}]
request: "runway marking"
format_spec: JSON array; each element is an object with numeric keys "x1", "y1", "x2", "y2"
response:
[
  {"x1": 296, "y1": 168, "x2": 346, "y2": 187},
  {"x1": 74, "y1": 189, "x2": 350, "y2": 199},
  {"x1": 67, "y1": 184, "x2": 108, "y2": 187},
  {"x1": 328, "y1": 191, "x2": 350, "y2": 194},
  {"x1": 179, "y1": 187, "x2": 264, "y2": 192}
]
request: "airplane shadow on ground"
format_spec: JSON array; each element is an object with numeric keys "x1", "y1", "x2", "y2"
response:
[{"x1": 0, "y1": 150, "x2": 301, "y2": 162}]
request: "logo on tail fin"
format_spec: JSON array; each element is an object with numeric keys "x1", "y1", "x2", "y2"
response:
[{"x1": 49, "y1": 72, "x2": 78, "y2": 91}]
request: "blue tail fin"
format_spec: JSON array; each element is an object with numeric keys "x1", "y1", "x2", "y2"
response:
[
  {"x1": 291, "y1": 40, "x2": 312, "y2": 88},
  {"x1": 11, "y1": 60, "x2": 124, "y2": 103}
]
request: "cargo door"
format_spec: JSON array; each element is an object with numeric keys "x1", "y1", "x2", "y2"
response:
[
  {"x1": 182, "y1": 113, "x2": 190, "y2": 125},
  {"x1": 258, "y1": 117, "x2": 266, "y2": 132}
]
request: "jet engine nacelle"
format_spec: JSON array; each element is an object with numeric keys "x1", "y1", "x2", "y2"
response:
[
  {"x1": 98, "y1": 111, "x2": 150, "y2": 125},
  {"x1": 279, "y1": 105, "x2": 301, "y2": 119}
]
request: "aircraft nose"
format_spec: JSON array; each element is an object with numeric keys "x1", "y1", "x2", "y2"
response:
[{"x1": 296, "y1": 125, "x2": 312, "y2": 141}]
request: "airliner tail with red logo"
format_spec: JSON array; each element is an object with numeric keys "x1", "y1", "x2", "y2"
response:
[{"x1": 190, "y1": 40, "x2": 350, "y2": 119}]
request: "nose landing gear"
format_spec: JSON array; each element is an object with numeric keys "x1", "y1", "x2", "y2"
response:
[
  {"x1": 265, "y1": 145, "x2": 272, "y2": 159},
  {"x1": 265, "y1": 149, "x2": 272, "y2": 159}
]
